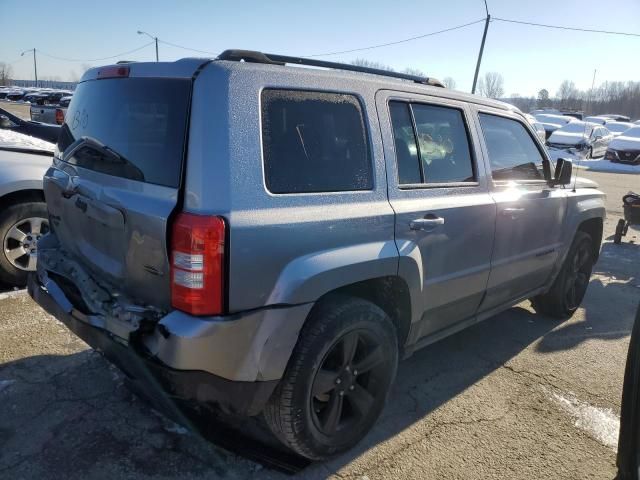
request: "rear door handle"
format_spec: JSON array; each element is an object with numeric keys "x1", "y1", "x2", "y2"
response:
[
  {"x1": 410, "y1": 215, "x2": 445, "y2": 231},
  {"x1": 501, "y1": 207, "x2": 524, "y2": 219}
]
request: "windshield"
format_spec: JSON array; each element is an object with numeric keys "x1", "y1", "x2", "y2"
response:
[
  {"x1": 535, "y1": 114, "x2": 572, "y2": 125},
  {"x1": 607, "y1": 123, "x2": 632, "y2": 133},
  {"x1": 621, "y1": 126, "x2": 640, "y2": 138},
  {"x1": 57, "y1": 77, "x2": 191, "y2": 188},
  {"x1": 558, "y1": 122, "x2": 592, "y2": 135}
]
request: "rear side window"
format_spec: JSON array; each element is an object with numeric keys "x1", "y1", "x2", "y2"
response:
[
  {"x1": 478, "y1": 113, "x2": 544, "y2": 181},
  {"x1": 57, "y1": 78, "x2": 191, "y2": 188},
  {"x1": 261, "y1": 89, "x2": 372, "y2": 193},
  {"x1": 389, "y1": 101, "x2": 475, "y2": 185}
]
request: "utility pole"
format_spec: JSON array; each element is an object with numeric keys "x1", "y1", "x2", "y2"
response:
[
  {"x1": 588, "y1": 69, "x2": 597, "y2": 114},
  {"x1": 471, "y1": 0, "x2": 490, "y2": 95},
  {"x1": 21, "y1": 48, "x2": 38, "y2": 87},
  {"x1": 137, "y1": 31, "x2": 159, "y2": 61}
]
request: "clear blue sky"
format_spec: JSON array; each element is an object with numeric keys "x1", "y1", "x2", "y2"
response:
[{"x1": 1, "y1": 0, "x2": 639, "y2": 96}]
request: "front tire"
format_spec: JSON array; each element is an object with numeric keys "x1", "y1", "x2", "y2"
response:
[
  {"x1": 531, "y1": 231, "x2": 594, "y2": 318},
  {"x1": 264, "y1": 296, "x2": 398, "y2": 460}
]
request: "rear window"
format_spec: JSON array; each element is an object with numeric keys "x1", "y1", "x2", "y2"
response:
[
  {"x1": 57, "y1": 78, "x2": 191, "y2": 188},
  {"x1": 261, "y1": 89, "x2": 372, "y2": 194}
]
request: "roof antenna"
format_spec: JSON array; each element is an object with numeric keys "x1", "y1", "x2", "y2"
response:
[{"x1": 573, "y1": 68, "x2": 597, "y2": 192}]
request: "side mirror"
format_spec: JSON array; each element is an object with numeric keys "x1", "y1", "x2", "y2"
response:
[
  {"x1": 0, "y1": 115, "x2": 12, "y2": 128},
  {"x1": 551, "y1": 158, "x2": 573, "y2": 186}
]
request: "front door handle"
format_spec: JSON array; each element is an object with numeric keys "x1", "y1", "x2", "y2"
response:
[
  {"x1": 410, "y1": 215, "x2": 445, "y2": 231},
  {"x1": 501, "y1": 207, "x2": 524, "y2": 219}
]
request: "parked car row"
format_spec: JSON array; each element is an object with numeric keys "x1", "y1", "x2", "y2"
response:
[
  {"x1": 0, "y1": 86, "x2": 73, "y2": 125},
  {"x1": 526, "y1": 109, "x2": 640, "y2": 165},
  {"x1": 0, "y1": 87, "x2": 73, "y2": 105}
]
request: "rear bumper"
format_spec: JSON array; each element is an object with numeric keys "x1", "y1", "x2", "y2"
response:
[{"x1": 28, "y1": 270, "x2": 312, "y2": 415}]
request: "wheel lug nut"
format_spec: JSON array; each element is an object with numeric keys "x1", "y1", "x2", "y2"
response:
[
  {"x1": 339, "y1": 391, "x2": 344, "y2": 396},
  {"x1": 349, "y1": 385, "x2": 354, "y2": 391},
  {"x1": 335, "y1": 378, "x2": 341, "y2": 384},
  {"x1": 353, "y1": 370, "x2": 358, "y2": 376}
]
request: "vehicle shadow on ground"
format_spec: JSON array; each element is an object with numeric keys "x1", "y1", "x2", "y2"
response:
[
  {"x1": 0, "y1": 350, "x2": 260, "y2": 479},
  {"x1": 0, "y1": 306, "x2": 559, "y2": 479},
  {"x1": 0, "y1": 282, "x2": 17, "y2": 294}
]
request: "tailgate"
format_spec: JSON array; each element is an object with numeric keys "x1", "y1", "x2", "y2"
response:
[{"x1": 44, "y1": 74, "x2": 194, "y2": 310}]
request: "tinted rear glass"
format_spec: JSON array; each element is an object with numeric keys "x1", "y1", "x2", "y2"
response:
[
  {"x1": 57, "y1": 78, "x2": 191, "y2": 188},
  {"x1": 261, "y1": 89, "x2": 372, "y2": 193}
]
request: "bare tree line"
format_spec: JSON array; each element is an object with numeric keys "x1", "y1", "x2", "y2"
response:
[
  {"x1": 0, "y1": 63, "x2": 13, "y2": 86},
  {"x1": 351, "y1": 59, "x2": 456, "y2": 89},
  {"x1": 509, "y1": 79, "x2": 640, "y2": 119}
]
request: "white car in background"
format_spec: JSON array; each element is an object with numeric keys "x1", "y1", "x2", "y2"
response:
[
  {"x1": 605, "y1": 121, "x2": 635, "y2": 137},
  {"x1": 605, "y1": 125, "x2": 640, "y2": 165},
  {"x1": 583, "y1": 116, "x2": 609, "y2": 126},
  {"x1": 547, "y1": 121, "x2": 612, "y2": 159}
]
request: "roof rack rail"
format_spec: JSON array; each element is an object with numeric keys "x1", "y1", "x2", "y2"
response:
[{"x1": 217, "y1": 49, "x2": 445, "y2": 88}]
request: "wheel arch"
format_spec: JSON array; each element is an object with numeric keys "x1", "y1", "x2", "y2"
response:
[
  {"x1": 577, "y1": 216, "x2": 603, "y2": 261},
  {"x1": 310, "y1": 275, "x2": 413, "y2": 352},
  {"x1": 0, "y1": 188, "x2": 45, "y2": 210}
]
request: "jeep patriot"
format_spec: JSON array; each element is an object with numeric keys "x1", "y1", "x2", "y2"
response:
[{"x1": 29, "y1": 50, "x2": 605, "y2": 460}]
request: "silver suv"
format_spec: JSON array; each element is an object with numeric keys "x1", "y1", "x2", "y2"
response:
[{"x1": 29, "y1": 50, "x2": 605, "y2": 460}]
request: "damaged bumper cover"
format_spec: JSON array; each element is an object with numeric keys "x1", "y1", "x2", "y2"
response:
[{"x1": 29, "y1": 246, "x2": 313, "y2": 416}]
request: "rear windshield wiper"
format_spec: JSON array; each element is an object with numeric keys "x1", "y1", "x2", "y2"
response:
[{"x1": 64, "y1": 136, "x2": 145, "y2": 182}]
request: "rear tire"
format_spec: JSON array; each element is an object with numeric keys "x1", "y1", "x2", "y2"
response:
[
  {"x1": 263, "y1": 296, "x2": 398, "y2": 460},
  {"x1": 531, "y1": 231, "x2": 594, "y2": 319},
  {"x1": 0, "y1": 202, "x2": 49, "y2": 286}
]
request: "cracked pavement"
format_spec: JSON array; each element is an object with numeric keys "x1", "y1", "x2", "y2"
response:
[{"x1": 0, "y1": 170, "x2": 638, "y2": 479}]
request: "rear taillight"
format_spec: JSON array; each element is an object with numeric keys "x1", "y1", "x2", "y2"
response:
[
  {"x1": 55, "y1": 108, "x2": 64, "y2": 125},
  {"x1": 170, "y1": 213, "x2": 226, "y2": 316}
]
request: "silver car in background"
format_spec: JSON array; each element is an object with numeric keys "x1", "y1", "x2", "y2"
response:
[
  {"x1": 547, "y1": 121, "x2": 613, "y2": 158},
  {"x1": 0, "y1": 132, "x2": 52, "y2": 285}
]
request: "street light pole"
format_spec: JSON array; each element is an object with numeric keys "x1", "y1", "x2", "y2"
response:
[
  {"x1": 137, "y1": 31, "x2": 159, "y2": 61},
  {"x1": 471, "y1": 0, "x2": 490, "y2": 95},
  {"x1": 21, "y1": 48, "x2": 38, "y2": 87}
]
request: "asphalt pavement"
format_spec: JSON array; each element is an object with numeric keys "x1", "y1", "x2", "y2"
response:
[{"x1": 0, "y1": 169, "x2": 638, "y2": 479}]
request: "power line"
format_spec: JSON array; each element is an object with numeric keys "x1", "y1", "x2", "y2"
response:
[
  {"x1": 37, "y1": 42, "x2": 155, "y2": 62},
  {"x1": 493, "y1": 17, "x2": 640, "y2": 38},
  {"x1": 307, "y1": 18, "x2": 486, "y2": 57},
  {"x1": 158, "y1": 39, "x2": 218, "y2": 56}
]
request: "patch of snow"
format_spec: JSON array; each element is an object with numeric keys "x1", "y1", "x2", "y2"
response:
[
  {"x1": 551, "y1": 392, "x2": 619, "y2": 450},
  {"x1": 0, "y1": 129, "x2": 55, "y2": 152},
  {"x1": 547, "y1": 148, "x2": 639, "y2": 174},
  {"x1": 0, "y1": 288, "x2": 27, "y2": 301},
  {"x1": 0, "y1": 379, "x2": 15, "y2": 393}
]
